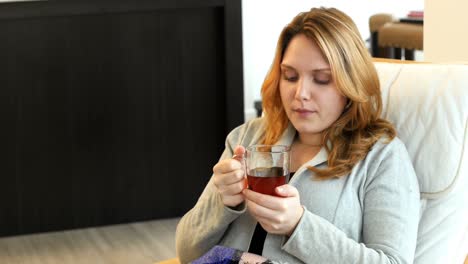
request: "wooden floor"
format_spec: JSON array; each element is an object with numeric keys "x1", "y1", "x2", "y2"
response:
[{"x1": 0, "y1": 217, "x2": 180, "y2": 264}]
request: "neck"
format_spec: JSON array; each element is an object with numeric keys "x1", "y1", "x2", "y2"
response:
[{"x1": 296, "y1": 133, "x2": 323, "y2": 147}]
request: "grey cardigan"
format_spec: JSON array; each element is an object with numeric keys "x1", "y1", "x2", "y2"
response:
[{"x1": 176, "y1": 118, "x2": 420, "y2": 264}]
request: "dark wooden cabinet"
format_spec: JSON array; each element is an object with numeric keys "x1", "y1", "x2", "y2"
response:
[{"x1": 0, "y1": 0, "x2": 243, "y2": 236}]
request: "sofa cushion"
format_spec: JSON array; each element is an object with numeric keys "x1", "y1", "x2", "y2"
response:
[{"x1": 375, "y1": 62, "x2": 468, "y2": 199}]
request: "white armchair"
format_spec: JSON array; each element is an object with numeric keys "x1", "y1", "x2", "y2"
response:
[
  {"x1": 375, "y1": 59, "x2": 468, "y2": 264},
  {"x1": 158, "y1": 60, "x2": 468, "y2": 264}
]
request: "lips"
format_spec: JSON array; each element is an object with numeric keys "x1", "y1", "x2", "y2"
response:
[{"x1": 293, "y1": 108, "x2": 316, "y2": 114}]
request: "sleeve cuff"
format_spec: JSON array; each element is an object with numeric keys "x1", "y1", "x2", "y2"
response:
[
  {"x1": 225, "y1": 201, "x2": 247, "y2": 214},
  {"x1": 281, "y1": 205, "x2": 307, "y2": 246}
]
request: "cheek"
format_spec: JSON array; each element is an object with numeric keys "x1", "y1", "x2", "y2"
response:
[
  {"x1": 279, "y1": 85, "x2": 292, "y2": 107},
  {"x1": 336, "y1": 95, "x2": 347, "y2": 111},
  {"x1": 322, "y1": 92, "x2": 347, "y2": 117}
]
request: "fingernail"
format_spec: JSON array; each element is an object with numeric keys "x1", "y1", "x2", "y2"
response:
[{"x1": 277, "y1": 187, "x2": 283, "y2": 193}]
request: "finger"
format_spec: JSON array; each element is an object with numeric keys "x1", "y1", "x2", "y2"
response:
[
  {"x1": 215, "y1": 169, "x2": 245, "y2": 186},
  {"x1": 255, "y1": 216, "x2": 279, "y2": 234},
  {"x1": 222, "y1": 194, "x2": 244, "y2": 208},
  {"x1": 232, "y1": 145, "x2": 246, "y2": 160},
  {"x1": 219, "y1": 180, "x2": 245, "y2": 196},
  {"x1": 257, "y1": 216, "x2": 286, "y2": 235},
  {"x1": 232, "y1": 146, "x2": 247, "y2": 189},
  {"x1": 274, "y1": 184, "x2": 300, "y2": 198},
  {"x1": 246, "y1": 198, "x2": 279, "y2": 220},
  {"x1": 213, "y1": 159, "x2": 242, "y2": 174},
  {"x1": 243, "y1": 188, "x2": 285, "y2": 211}
]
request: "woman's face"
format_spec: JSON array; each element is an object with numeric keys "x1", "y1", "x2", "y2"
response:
[{"x1": 279, "y1": 34, "x2": 347, "y2": 136}]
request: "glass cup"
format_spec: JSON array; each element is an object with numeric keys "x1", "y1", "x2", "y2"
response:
[{"x1": 245, "y1": 145, "x2": 290, "y2": 196}]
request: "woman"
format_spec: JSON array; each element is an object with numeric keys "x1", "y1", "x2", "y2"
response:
[{"x1": 176, "y1": 7, "x2": 420, "y2": 264}]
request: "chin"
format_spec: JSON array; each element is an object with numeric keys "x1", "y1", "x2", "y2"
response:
[{"x1": 290, "y1": 121, "x2": 322, "y2": 134}]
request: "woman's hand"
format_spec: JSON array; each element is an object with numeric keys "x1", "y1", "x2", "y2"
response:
[
  {"x1": 212, "y1": 146, "x2": 247, "y2": 207},
  {"x1": 243, "y1": 185, "x2": 304, "y2": 236}
]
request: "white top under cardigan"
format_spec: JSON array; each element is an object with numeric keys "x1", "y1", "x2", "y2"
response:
[{"x1": 175, "y1": 117, "x2": 420, "y2": 264}]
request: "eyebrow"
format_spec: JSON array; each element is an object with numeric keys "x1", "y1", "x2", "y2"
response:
[{"x1": 280, "y1": 63, "x2": 331, "y2": 72}]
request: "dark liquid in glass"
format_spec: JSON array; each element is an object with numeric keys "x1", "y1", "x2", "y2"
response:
[{"x1": 247, "y1": 167, "x2": 287, "y2": 196}]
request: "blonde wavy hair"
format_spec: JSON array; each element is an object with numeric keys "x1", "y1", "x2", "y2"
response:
[{"x1": 261, "y1": 7, "x2": 396, "y2": 179}]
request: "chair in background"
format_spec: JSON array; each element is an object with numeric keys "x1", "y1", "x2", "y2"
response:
[
  {"x1": 254, "y1": 100, "x2": 263, "y2": 117},
  {"x1": 369, "y1": 13, "x2": 423, "y2": 60},
  {"x1": 375, "y1": 59, "x2": 468, "y2": 264},
  {"x1": 369, "y1": 13, "x2": 396, "y2": 58},
  {"x1": 378, "y1": 22, "x2": 423, "y2": 60}
]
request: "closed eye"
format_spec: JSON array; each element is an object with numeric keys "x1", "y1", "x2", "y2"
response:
[
  {"x1": 283, "y1": 74, "x2": 298, "y2": 82},
  {"x1": 281, "y1": 68, "x2": 298, "y2": 82},
  {"x1": 313, "y1": 72, "x2": 331, "y2": 85},
  {"x1": 314, "y1": 78, "x2": 330, "y2": 85}
]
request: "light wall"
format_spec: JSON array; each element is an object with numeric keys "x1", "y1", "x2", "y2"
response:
[
  {"x1": 424, "y1": 0, "x2": 468, "y2": 63},
  {"x1": 242, "y1": 0, "x2": 424, "y2": 121}
]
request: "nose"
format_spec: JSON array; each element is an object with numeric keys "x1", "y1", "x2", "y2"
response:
[{"x1": 294, "y1": 78, "x2": 311, "y2": 101}]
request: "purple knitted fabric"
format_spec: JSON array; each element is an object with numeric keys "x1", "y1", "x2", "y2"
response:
[
  {"x1": 190, "y1": 245, "x2": 274, "y2": 264},
  {"x1": 191, "y1": 245, "x2": 242, "y2": 264}
]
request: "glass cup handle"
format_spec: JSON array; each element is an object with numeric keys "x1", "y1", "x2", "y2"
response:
[{"x1": 232, "y1": 154, "x2": 248, "y2": 189}]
